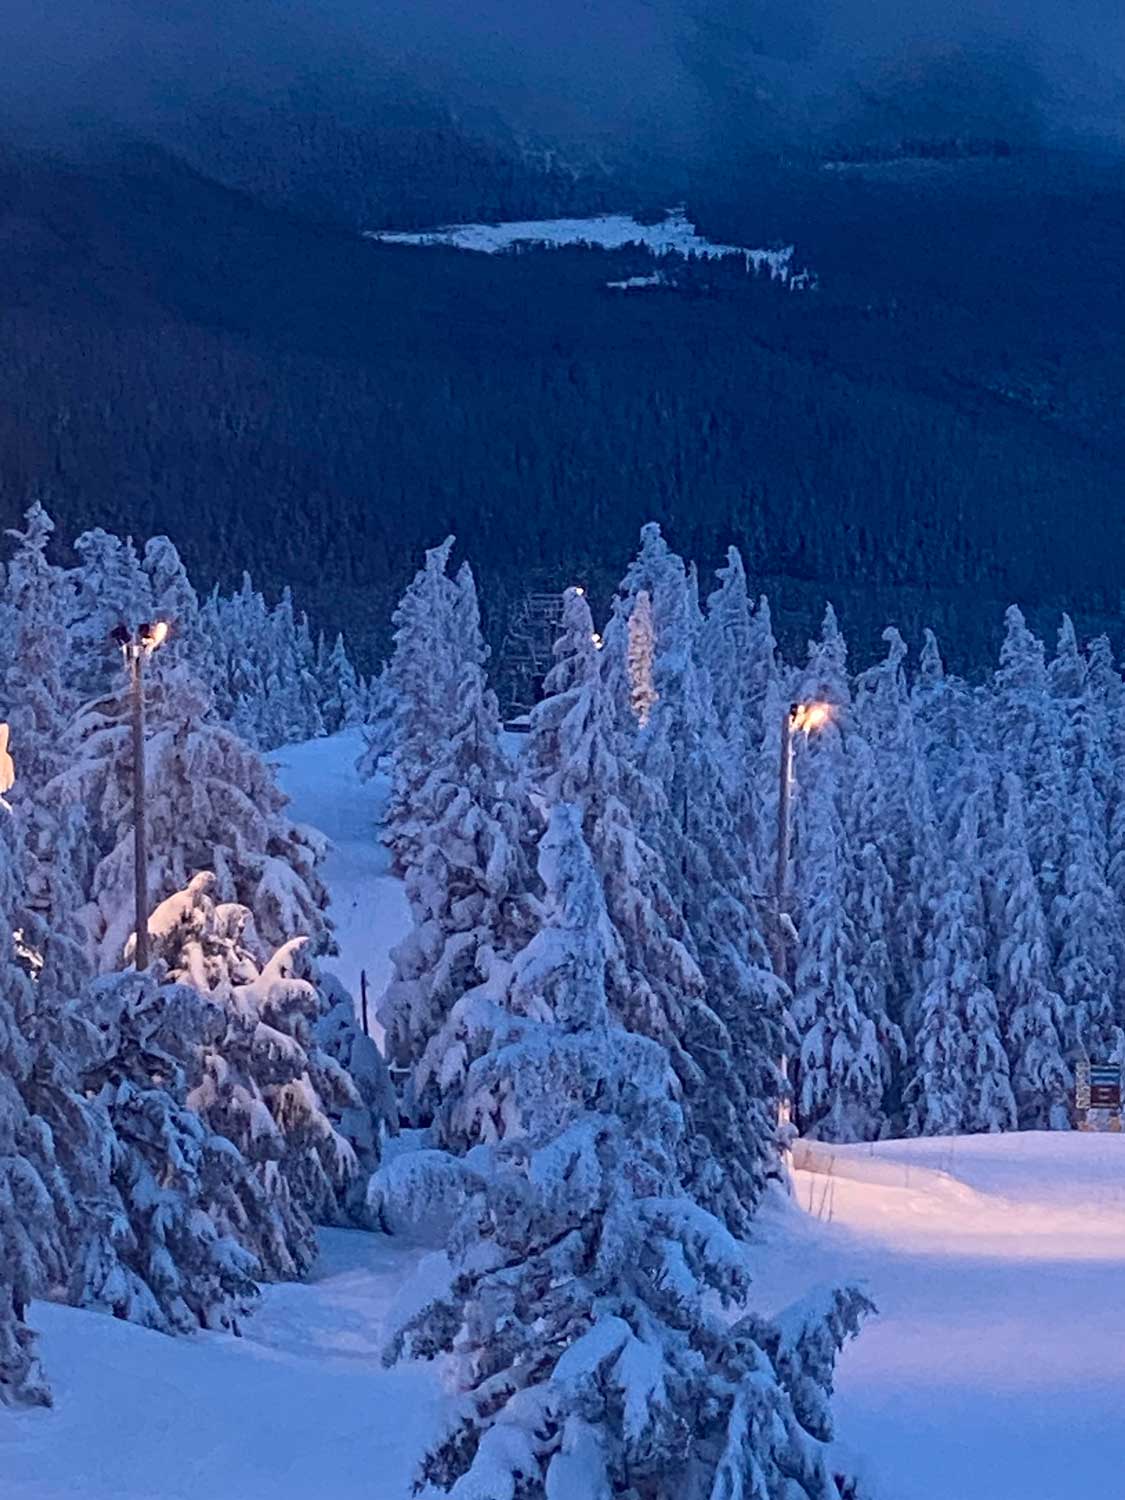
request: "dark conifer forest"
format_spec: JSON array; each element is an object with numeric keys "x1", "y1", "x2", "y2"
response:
[{"x1": 2, "y1": 2, "x2": 1125, "y2": 671}]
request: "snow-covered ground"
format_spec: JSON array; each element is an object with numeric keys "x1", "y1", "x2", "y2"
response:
[
  {"x1": 8, "y1": 735, "x2": 1125, "y2": 1498},
  {"x1": 366, "y1": 208, "x2": 811, "y2": 289},
  {"x1": 272, "y1": 730, "x2": 410, "y2": 1041},
  {"x1": 0, "y1": 1233, "x2": 451, "y2": 1500},
  {"x1": 760, "y1": 1133, "x2": 1125, "y2": 1500}
]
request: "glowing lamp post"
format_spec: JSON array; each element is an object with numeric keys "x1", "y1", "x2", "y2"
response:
[
  {"x1": 111, "y1": 621, "x2": 170, "y2": 971},
  {"x1": 773, "y1": 700, "x2": 835, "y2": 973},
  {"x1": 0, "y1": 723, "x2": 14, "y2": 797},
  {"x1": 774, "y1": 699, "x2": 834, "y2": 1128}
]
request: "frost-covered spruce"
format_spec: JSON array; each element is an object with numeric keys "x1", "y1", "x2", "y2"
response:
[
  {"x1": 66, "y1": 528, "x2": 152, "y2": 701},
  {"x1": 381, "y1": 537, "x2": 461, "y2": 874},
  {"x1": 601, "y1": 536, "x2": 786, "y2": 1220},
  {"x1": 54, "y1": 968, "x2": 261, "y2": 1334},
  {"x1": 701, "y1": 546, "x2": 754, "y2": 755},
  {"x1": 314, "y1": 974, "x2": 398, "y2": 1199},
  {"x1": 200, "y1": 571, "x2": 341, "y2": 749},
  {"x1": 525, "y1": 584, "x2": 774, "y2": 1225},
  {"x1": 50, "y1": 659, "x2": 331, "y2": 968},
  {"x1": 200, "y1": 573, "x2": 269, "y2": 743},
  {"x1": 791, "y1": 727, "x2": 886, "y2": 1141},
  {"x1": 259, "y1": 587, "x2": 326, "y2": 751},
  {"x1": 0, "y1": 795, "x2": 68, "y2": 1406},
  {"x1": 149, "y1": 875, "x2": 372, "y2": 1265},
  {"x1": 992, "y1": 775, "x2": 1071, "y2": 1128},
  {"x1": 318, "y1": 632, "x2": 367, "y2": 734},
  {"x1": 141, "y1": 537, "x2": 206, "y2": 678},
  {"x1": 384, "y1": 805, "x2": 871, "y2": 1500},
  {"x1": 383, "y1": 561, "x2": 534, "y2": 1116},
  {"x1": 852, "y1": 628, "x2": 926, "y2": 1002},
  {"x1": 0, "y1": 504, "x2": 96, "y2": 996},
  {"x1": 700, "y1": 548, "x2": 779, "y2": 833},
  {"x1": 354, "y1": 663, "x2": 395, "y2": 783},
  {"x1": 906, "y1": 771, "x2": 1016, "y2": 1136},
  {"x1": 1052, "y1": 788, "x2": 1122, "y2": 1060}
]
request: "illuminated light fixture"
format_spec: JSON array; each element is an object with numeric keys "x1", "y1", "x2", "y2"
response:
[
  {"x1": 138, "y1": 620, "x2": 170, "y2": 654},
  {"x1": 791, "y1": 700, "x2": 833, "y2": 734},
  {"x1": 0, "y1": 723, "x2": 13, "y2": 796},
  {"x1": 590, "y1": 631, "x2": 604, "y2": 650},
  {"x1": 571, "y1": 585, "x2": 585, "y2": 597}
]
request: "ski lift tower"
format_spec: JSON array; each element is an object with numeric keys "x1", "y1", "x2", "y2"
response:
[{"x1": 496, "y1": 590, "x2": 567, "y2": 722}]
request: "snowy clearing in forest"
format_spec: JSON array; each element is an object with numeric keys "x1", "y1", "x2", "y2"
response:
[
  {"x1": 365, "y1": 208, "x2": 812, "y2": 288},
  {"x1": 757, "y1": 1131, "x2": 1125, "y2": 1500}
]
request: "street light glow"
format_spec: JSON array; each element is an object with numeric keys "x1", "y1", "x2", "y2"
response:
[
  {"x1": 140, "y1": 620, "x2": 170, "y2": 653},
  {"x1": 792, "y1": 700, "x2": 833, "y2": 734}
]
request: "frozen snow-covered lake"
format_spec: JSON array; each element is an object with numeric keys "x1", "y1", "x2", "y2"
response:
[{"x1": 366, "y1": 208, "x2": 812, "y2": 288}]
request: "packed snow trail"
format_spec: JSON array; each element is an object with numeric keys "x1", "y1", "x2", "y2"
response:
[
  {"x1": 0, "y1": 1234, "x2": 450, "y2": 1500},
  {"x1": 756, "y1": 1133, "x2": 1125, "y2": 1500},
  {"x1": 272, "y1": 729, "x2": 410, "y2": 1039}
]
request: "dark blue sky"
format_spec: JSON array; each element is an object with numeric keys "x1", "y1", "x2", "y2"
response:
[{"x1": 3, "y1": 0, "x2": 1124, "y2": 153}]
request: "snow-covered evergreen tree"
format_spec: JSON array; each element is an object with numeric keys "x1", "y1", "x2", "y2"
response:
[
  {"x1": 50, "y1": 662, "x2": 330, "y2": 968},
  {"x1": 626, "y1": 586, "x2": 659, "y2": 728},
  {"x1": 383, "y1": 803, "x2": 871, "y2": 1499},
  {"x1": 315, "y1": 974, "x2": 398, "y2": 1194},
  {"x1": 0, "y1": 505, "x2": 95, "y2": 994},
  {"x1": 701, "y1": 550, "x2": 780, "y2": 850},
  {"x1": 57, "y1": 968, "x2": 261, "y2": 1333},
  {"x1": 0, "y1": 795, "x2": 67, "y2": 1405},
  {"x1": 791, "y1": 728, "x2": 885, "y2": 1141},
  {"x1": 259, "y1": 588, "x2": 325, "y2": 749},
  {"x1": 67, "y1": 528, "x2": 152, "y2": 701},
  {"x1": 201, "y1": 573, "x2": 270, "y2": 743},
  {"x1": 1052, "y1": 792, "x2": 1122, "y2": 1061},
  {"x1": 379, "y1": 538, "x2": 460, "y2": 872},
  {"x1": 149, "y1": 875, "x2": 376, "y2": 1260},
  {"x1": 319, "y1": 633, "x2": 366, "y2": 733},
  {"x1": 200, "y1": 572, "x2": 354, "y2": 750},
  {"x1": 525, "y1": 584, "x2": 782, "y2": 1226},
  {"x1": 141, "y1": 536, "x2": 204, "y2": 681},
  {"x1": 701, "y1": 547, "x2": 752, "y2": 753},
  {"x1": 381, "y1": 561, "x2": 533, "y2": 1116},
  {"x1": 906, "y1": 769, "x2": 1017, "y2": 1135},
  {"x1": 992, "y1": 775, "x2": 1071, "y2": 1128}
]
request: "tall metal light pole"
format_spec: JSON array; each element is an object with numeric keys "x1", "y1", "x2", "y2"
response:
[
  {"x1": 111, "y1": 620, "x2": 169, "y2": 970},
  {"x1": 772, "y1": 699, "x2": 834, "y2": 1129}
]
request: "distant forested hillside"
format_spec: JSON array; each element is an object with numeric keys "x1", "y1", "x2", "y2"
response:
[{"x1": 1, "y1": 122, "x2": 1125, "y2": 672}]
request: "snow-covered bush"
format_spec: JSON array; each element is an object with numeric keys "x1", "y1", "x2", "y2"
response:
[
  {"x1": 149, "y1": 875, "x2": 378, "y2": 1264},
  {"x1": 59, "y1": 969, "x2": 261, "y2": 1333}
]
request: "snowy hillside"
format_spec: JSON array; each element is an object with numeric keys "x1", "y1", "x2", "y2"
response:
[
  {"x1": 771, "y1": 1133, "x2": 1125, "y2": 1500},
  {"x1": 7, "y1": 734, "x2": 1125, "y2": 1500}
]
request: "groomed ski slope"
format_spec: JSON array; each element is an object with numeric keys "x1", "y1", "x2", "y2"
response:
[
  {"x1": 764, "y1": 1132, "x2": 1125, "y2": 1500},
  {"x1": 5, "y1": 732, "x2": 1124, "y2": 1499},
  {"x1": 272, "y1": 729, "x2": 410, "y2": 1041}
]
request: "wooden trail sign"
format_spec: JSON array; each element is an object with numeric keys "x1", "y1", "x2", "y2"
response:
[
  {"x1": 1089, "y1": 1065, "x2": 1122, "y2": 1110},
  {"x1": 1077, "y1": 1059, "x2": 1123, "y2": 1131}
]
